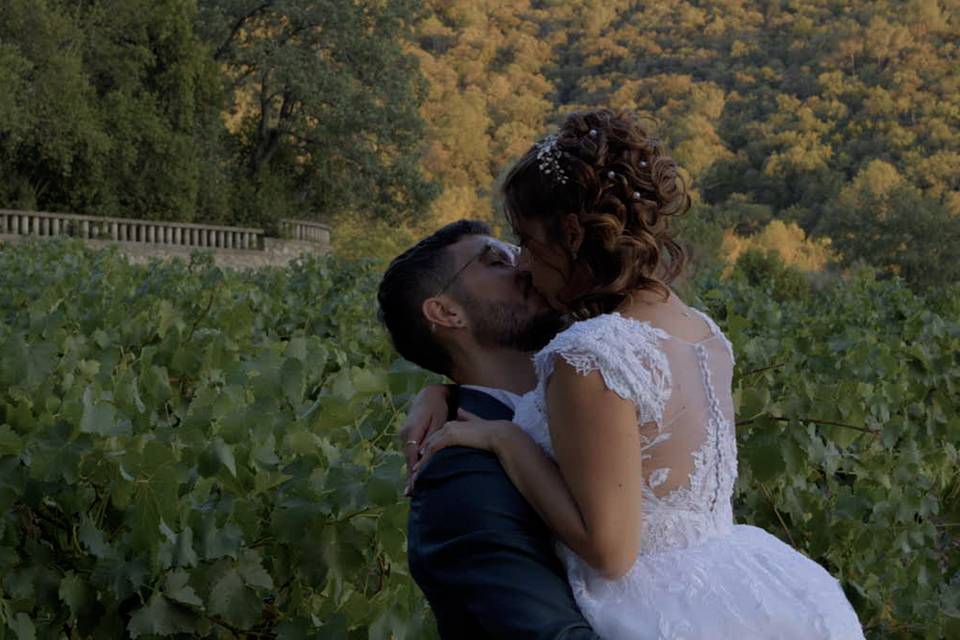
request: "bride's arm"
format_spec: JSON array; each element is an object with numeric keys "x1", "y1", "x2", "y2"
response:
[
  {"x1": 414, "y1": 360, "x2": 643, "y2": 579},
  {"x1": 542, "y1": 359, "x2": 644, "y2": 577}
]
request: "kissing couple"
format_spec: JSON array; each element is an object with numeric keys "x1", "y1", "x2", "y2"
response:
[{"x1": 377, "y1": 109, "x2": 865, "y2": 639}]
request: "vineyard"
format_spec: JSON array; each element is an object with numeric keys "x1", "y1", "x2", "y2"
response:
[{"x1": 0, "y1": 238, "x2": 957, "y2": 639}]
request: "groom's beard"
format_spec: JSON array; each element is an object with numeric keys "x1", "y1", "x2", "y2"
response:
[{"x1": 460, "y1": 295, "x2": 567, "y2": 352}]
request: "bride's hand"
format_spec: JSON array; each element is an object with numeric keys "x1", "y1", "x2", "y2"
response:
[
  {"x1": 409, "y1": 408, "x2": 517, "y2": 487},
  {"x1": 399, "y1": 384, "x2": 451, "y2": 474}
]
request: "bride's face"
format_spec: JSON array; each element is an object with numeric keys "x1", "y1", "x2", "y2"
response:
[{"x1": 514, "y1": 217, "x2": 573, "y2": 311}]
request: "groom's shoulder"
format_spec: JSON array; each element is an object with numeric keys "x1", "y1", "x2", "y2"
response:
[
  {"x1": 409, "y1": 412, "x2": 544, "y2": 546},
  {"x1": 413, "y1": 385, "x2": 515, "y2": 478},
  {"x1": 410, "y1": 384, "x2": 520, "y2": 491}
]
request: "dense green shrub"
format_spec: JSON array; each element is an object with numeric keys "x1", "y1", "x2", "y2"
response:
[
  {"x1": 0, "y1": 238, "x2": 438, "y2": 639},
  {"x1": 694, "y1": 269, "x2": 960, "y2": 639},
  {"x1": 0, "y1": 238, "x2": 956, "y2": 638},
  {"x1": 732, "y1": 248, "x2": 812, "y2": 302}
]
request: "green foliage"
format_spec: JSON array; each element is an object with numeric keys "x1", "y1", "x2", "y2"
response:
[
  {"x1": 0, "y1": 0, "x2": 225, "y2": 221},
  {"x1": 0, "y1": 0, "x2": 436, "y2": 228},
  {"x1": 406, "y1": 0, "x2": 960, "y2": 286},
  {"x1": 327, "y1": 212, "x2": 423, "y2": 264},
  {"x1": 692, "y1": 268, "x2": 960, "y2": 639},
  {"x1": 1, "y1": 238, "x2": 956, "y2": 638},
  {"x1": 730, "y1": 248, "x2": 812, "y2": 302},
  {"x1": 555, "y1": 0, "x2": 960, "y2": 287},
  {"x1": 672, "y1": 204, "x2": 729, "y2": 277},
  {"x1": 413, "y1": 0, "x2": 559, "y2": 223},
  {"x1": 4, "y1": 0, "x2": 959, "y2": 285},
  {"x1": 0, "y1": 237, "x2": 440, "y2": 638},
  {"x1": 819, "y1": 162, "x2": 960, "y2": 288},
  {"x1": 198, "y1": 0, "x2": 438, "y2": 227}
]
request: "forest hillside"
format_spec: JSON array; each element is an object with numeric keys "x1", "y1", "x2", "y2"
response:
[{"x1": 1, "y1": 1, "x2": 958, "y2": 286}]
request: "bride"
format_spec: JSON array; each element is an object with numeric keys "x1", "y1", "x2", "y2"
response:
[{"x1": 410, "y1": 108, "x2": 865, "y2": 639}]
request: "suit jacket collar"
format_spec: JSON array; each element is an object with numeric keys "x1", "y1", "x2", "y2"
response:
[{"x1": 455, "y1": 386, "x2": 515, "y2": 421}]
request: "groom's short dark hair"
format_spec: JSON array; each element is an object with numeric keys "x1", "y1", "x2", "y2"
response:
[{"x1": 378, "y1": 219, "x2": 492, "y2": 376}]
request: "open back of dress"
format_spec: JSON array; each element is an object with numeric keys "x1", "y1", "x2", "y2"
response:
[
  {"x1": 522, "y1": 308, "x2": 738, "y2": 554},
  {"x1": 640, "y1": 311, "x2": 737, "y2": 507},
  {"x1": 513, "y1": 308, "x2": 865, "y2": 640}
]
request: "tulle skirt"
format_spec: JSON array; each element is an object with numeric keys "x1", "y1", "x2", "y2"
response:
[{"x1": 561, "y1": 525, "x2": 866, "y2": 640}]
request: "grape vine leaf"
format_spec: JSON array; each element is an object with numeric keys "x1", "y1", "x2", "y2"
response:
[
  {"x1": 11, "y1": 612, "x2": 35, "y2": 640},
  {"x1": 209, "y1": 569, "x2": 262, "y2": 628},
  {"x1": 58, "y1": 572, "x2": 91, "y2": 619},
  {"x1": 164, "y1": 570, "x2": 203, "y2": 608},
  {"x1": 128, "y1": 592, "x2": 202, "y2": 638}
]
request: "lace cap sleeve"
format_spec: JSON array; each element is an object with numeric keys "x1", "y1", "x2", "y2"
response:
[{"x1": 533, "y1": 314, "x2": 672, "y2": 425}]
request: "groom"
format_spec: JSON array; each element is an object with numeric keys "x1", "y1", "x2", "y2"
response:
[{"x1": 377, "y1": 220, "x2": 599, "y2": 639}]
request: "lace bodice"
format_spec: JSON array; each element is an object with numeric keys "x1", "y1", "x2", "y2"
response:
[
  {"x1": 510, "y1": 310, "x2": 865, "y2": 639},
  {"x1": 512, "y1": 309, "x2": 739, "y2": 554}
]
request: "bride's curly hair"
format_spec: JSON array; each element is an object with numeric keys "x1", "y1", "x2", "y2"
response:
[{"x1": 502, "y1": 109, "x2": 690, "y2": 319}]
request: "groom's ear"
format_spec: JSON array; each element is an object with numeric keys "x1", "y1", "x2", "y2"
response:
[{"x1": 422, "y1": 296, "x2": 467, "y2": 332}]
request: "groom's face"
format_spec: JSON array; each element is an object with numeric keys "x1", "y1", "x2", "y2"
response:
[{"x1": 446, "y1": 234, "x2": 563, "y2": 352}]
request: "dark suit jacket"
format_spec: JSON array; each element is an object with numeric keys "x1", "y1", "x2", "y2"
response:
[{"x1": 407, "y1": 386, "x2": 599, "y2": 639}]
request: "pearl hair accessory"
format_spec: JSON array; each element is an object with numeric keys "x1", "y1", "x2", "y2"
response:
[
  {"x1": 535, "y1": 134, "x2": 569, "y2": 185},
  {"x1": 589, "y1": 128, "x2": 598, "y2": 137},
  {"x1": 632, "y1": 191, "x2": 642, "y2": 200},
  {"x1": 607, "y1": 170, "x2": 616, "y2": 179}
]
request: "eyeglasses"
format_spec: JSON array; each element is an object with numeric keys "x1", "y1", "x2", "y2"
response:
[{"x1": 436, "y1": 239, "x2": 520, "y2": 296}]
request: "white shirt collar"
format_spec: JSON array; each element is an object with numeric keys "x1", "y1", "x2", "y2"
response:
[{"x1": 460, "y1": 384, "x2": 523, "y2": 413}]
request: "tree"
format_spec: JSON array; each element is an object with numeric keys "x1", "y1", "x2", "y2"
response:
[
  {"x1": 198, "y1": 0, "x2": 437, "y2": 227},
  {"x1": 0, "y1": 0, "x2": 225, "y2": 221},
  {"x1": 412, "y1": 0, "x2": 557, "y2": 224},
  {"x1": 819, "y1": 161, "x2": 960, "y2": 288}
]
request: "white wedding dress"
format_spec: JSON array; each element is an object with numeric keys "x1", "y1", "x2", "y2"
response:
[{"x1": 511, "y1": 310, "x2": 865, "y2": 639}]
